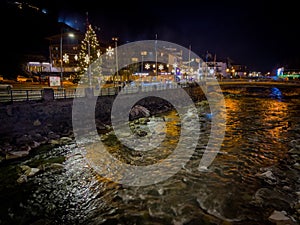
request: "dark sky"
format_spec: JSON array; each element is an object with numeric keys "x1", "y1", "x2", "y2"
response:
[{"x1": 2, "y1": 0, "x2": 300, "y2": 74}]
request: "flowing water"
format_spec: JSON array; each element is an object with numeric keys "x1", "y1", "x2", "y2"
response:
[{"x1": 1, "y1": 86, "x2": 300, "y2": 225}]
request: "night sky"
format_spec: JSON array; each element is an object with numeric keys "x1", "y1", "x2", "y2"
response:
[{"x1": 1, "y1": 0, "x2": 299, "y2": 74}]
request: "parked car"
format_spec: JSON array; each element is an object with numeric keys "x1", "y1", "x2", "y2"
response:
[
  {"x1": 0, "y1": 84, "x2": 13, "y2": 92},
  {"x1": 17, "y1": 75, "x2": 32, "y2": 82}
]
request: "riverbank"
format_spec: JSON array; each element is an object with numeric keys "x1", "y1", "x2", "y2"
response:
[
  {"x1": 216, "y1": 79, "x2": 300, "y2": 88},
  {"x1": 0, "y1": 86, "x2": 205, "y2": 163}
]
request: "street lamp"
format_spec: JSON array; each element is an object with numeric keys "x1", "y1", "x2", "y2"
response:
[
  {"x1": 60, "y1": 32, "x2": 63, "y2": 88},
  {"x1": 87, "y1": 38, "x2": 92, "y2": 88},
  {"x1": 141, "y1": 51, "x2": 147, "y2": 73},
  {"x1": 60, "y1": 32, "x2": 75, "y2": 88},
  {"x1": 112, "y1": 37, "x2": 119, "y2": 83}
]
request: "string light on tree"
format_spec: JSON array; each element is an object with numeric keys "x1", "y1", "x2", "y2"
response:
[
  {"x1": 84, "y1": 54, "x2": 90, "y2": 64},
  {"x1": 77, "y1": 22, "x2": 100, "y2": 79}
]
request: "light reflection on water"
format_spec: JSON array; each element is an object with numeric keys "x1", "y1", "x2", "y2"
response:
[{"x1": 1, "y1": 87, "x2": 300, "y2": 225}]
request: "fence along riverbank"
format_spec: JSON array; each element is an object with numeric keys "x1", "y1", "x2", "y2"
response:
[{"x1": 0, "y1": 82, "x2": 186, "y2": 103}]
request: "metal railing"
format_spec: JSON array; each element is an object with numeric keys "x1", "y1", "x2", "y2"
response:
[
  {"x1": 0, "y1": 87, "x2": 125, "y2": 103},
  {"x1": 0, "y1": 83, "x2": 185, "y2": 103},
  {"x1": 0, "y1": 89, "x2": 44, "y2": 102},
  {"x1": 54, "y1": 88, "x2": 85, "y2": 99},
  {"x1": 5, "y1": 80, "x2": 293, "y2": 103}
]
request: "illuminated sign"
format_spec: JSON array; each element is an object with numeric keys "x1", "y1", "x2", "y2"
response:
[
  {"x1": 276, "y1": 67, "x2": 284, "y2": 76},
  {"x1": 133, "y1": 72, "x2": 149, "y2": 76},
  {"x1": 49, "y1": 76, "x2": 61, "y2": 87}
]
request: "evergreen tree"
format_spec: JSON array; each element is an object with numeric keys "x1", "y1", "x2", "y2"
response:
[{"x1": 77, "y1": 24, "x2": 101, "y2": 81}]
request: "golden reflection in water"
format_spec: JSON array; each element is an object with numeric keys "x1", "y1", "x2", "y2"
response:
[
  {"x1": 224, "y1": 97, "x2": 289, "y2": 140},
  {"x1": 85, "y1": 110, "x2": 181, "y2": 169},
  {"x1": 223, "y1": 98, "x2": 242, "y2": 139},
  {"x1": 82, "y1": 111, "x2": 183, "y2": 184},
  {"x1": 222, "y1": 96, "x2": 290, "y2": 168},
  {"x1": 212, "y1": 98, "x2": 242, "y2": 177},
  {"x1": 258, "y1": 100, "x2": 289, "y2": 140}
]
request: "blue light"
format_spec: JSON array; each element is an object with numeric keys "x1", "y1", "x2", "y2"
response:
[
  {"x1": 58, "y1": 16, "x2": 83, "y2": 31},
  {"x1": 58, "y1": 18, "x2": 73, "y2": 28},
  {"x1": 276, "y1": 67, "x2": 284, "y2": 76},
  {"x1": 270, "y1": 87, "x2": 282, "y2": 99},
  {"x1": 205, "y1": 113, "x2": 213, "y2": 120}
]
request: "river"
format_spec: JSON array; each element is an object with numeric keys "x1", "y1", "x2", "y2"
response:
[{"x1": 0, "y1": 85, "x2": 300, "y2": 225}]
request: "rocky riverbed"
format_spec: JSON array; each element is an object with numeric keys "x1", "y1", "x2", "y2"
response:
[{"x1": 0, "y1": 86, "x2": 300, "y2": 225}]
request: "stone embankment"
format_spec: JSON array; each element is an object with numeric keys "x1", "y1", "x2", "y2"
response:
[{"x1": 0, "y1": 86, "x2": 206, "y2": 162}]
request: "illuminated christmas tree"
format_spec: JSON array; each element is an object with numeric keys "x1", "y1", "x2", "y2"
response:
[{"x1": 77, "y1": 23, "x2": 101, "y2": 81}]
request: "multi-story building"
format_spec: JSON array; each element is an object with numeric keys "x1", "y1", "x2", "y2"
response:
[
  {"x1": 27, "y1": 22, "x2": 110, "y2": 84},
  {"x1": 45, "y1": 22, "x2": 83, "y2": 75}
]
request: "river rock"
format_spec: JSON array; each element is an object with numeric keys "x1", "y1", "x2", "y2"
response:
[
  {"x1": 16, "y1": 174, "x2": 27, "y2": 184},
  {"x1": 129, "y1": 105, "x2": 150, "y2": 120},
  {"x1": 255, "y1": 170, "x2": 277, "y2": 184},
  {"x1": 19, "y1": 165, "x2": 40, "y2": 177},
  {"x1": 6, "y1": 151, "x2": 29, "y2": 160},
  {"x1": 33, "y1": 119, "x2": 41, "y2": 126},
  {"x1": 60, "y1": 136, "x2": 73, "y2": 144},
  {"x1": 252, "y1": 188, "x2": 293, "y2": 210},
  {"x1": 28, "y1": 167, "x2": 40, "y2": 177},
  {"x1": 268, "y1": 210, "x2": 296, "y2": 225}
]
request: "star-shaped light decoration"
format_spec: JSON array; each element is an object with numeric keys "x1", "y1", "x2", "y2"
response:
[
  {"x1": 158, "y1": 64, "x2": 164, "y2": 70},
  {"x1": 145, "y1": 63, "x2": 150, "y2": 70},
  {"x1": 84, "y1": 54, "x2": 90, "y2": 64},
  {"x1": 106, "y1": 46, "x2": 114, "y2": 57},
  {"x1": 63, "y1": 53, "x2": 69, "y2": 63}
]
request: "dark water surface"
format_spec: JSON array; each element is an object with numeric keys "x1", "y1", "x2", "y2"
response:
[{"x1": 1, "y1": 86, "x2": 300, "y2": 225}]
